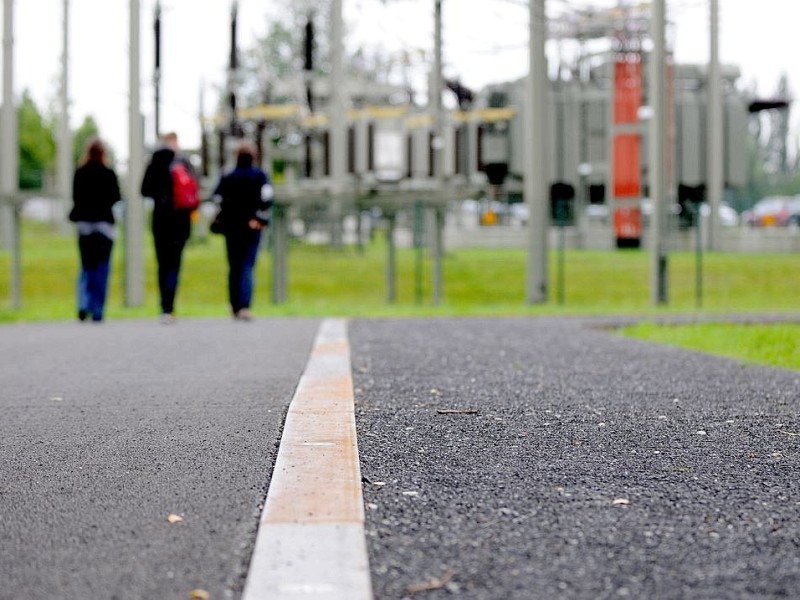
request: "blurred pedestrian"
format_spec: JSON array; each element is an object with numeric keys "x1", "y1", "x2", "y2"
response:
[
  {"x1": 211, "y1": 141, "x2": 273, "y2": 321},
  {"x1": 69, "y1": 137, "x2": 121, "y2": 323},
  {"x1": 141, "y1": 132, "x2": 197, "y2": 324}
]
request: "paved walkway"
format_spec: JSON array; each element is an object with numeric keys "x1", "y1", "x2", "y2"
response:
[
  {"x1": 352, "y1": 317, "x2": 800, "y2": 599},
  {"x1": 0, "y1": 318, "x2": 320, "y2": 600},
  {"x1": 2, "y1": 316, "x2": 799, "y2": 599}
]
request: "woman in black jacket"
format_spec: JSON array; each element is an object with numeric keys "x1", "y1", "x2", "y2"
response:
[
  {"x1": 212, "y1": 142, "x2": 273, "y2": 321},
  {"x1": 69, "y1": 138, "x2": 121, "y2": 322}
]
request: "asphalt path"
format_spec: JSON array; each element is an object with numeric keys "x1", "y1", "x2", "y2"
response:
[
  {"x1": 0, "y1": 318, "x2": 320, "y2": 600},
  {"x1": 351, "y1": 317, "x2": 800, "y2": 600},
  {"x1": 3, "y1": 316, "x2": 800, "y2": 600}
]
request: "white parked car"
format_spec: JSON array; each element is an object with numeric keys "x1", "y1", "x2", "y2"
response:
[
  {"x1": 700, "y1": 202, "x2": 740, "y2": 227},
  {"x1": 641, "y1": 198, "x2": 738, "y2": 226},
  {"x1": 742, "y1": 196, "x2": 797, "y2": 227}
]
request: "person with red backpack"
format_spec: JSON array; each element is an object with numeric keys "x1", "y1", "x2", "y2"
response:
[{"x1": 141, "y1": 132, "x2": 198, "y2": 324}]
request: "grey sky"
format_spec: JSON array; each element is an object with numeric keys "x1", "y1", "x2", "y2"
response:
[{"x1": 5, "y1": 0, "x2": 796, "y2": 159}]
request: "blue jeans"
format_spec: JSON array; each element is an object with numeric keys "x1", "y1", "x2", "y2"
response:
[
  {"x1": 77, "y1": 233, "x2": 113, "y2": 321},
  {"x1": 225, "y1": 230, "x2": 261, "y2": 312}
]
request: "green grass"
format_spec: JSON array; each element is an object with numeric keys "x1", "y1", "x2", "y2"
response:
[
  {"x1": 2, "y1": 221, "x2": 798, "y2": 369},
  {"x1": 620, "y1": 322, "x2": 800, "y2": 371},
  {"x1": 1, "y1": 221, "x2": 799, "y2": 322}
]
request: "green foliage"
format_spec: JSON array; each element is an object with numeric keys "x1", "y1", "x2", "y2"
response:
[
  {"x1": 621, "y1": 322, "x2": 800, "y2": 371},
  {"x1": 18, "y1": 91, "x2": 55, "y2": 189},
  {"x1": 242, "y1": 19, "x2": 299, "y2": 105},
  {"x1": 238, "y1": 0, "x2": 403, "y2": 105},
  {"x1": 14, "y1": 92, "x2": 108, "y2": 189},
  {"x1": 239, "y1": 2, "x2": 331, "y2": 105},
  {"x1": 72, "y1": 116, "x2": 101, "y2": 166},
  {"x1": 738, "y1": 71, "x2": 800, "y2": 207}
]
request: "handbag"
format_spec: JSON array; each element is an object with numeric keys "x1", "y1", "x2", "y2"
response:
[{"x1": 209, "y1": 209, "x2": 225, "y2": 234}]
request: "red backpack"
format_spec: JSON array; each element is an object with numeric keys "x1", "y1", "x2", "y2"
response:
[{"x1": 170, "y1": 161, "x2": 200, "y2": 211}]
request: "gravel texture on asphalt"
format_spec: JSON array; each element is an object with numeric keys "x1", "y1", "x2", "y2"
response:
[
  {"x1": 351, "y1": 317, "x2": 800, "y2": 600},
  {"x1": 0, "y1": 318, "x2": 319, "y2": 600}
]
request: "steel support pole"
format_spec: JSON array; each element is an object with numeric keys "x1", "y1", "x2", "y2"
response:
[
  {"x1": 432, "y1": 206, "x2": 443, "y2": 305},
  {"x1": 271, "y1": 203, "x2": 288, "y2": 304},
  {"x1": 125, "y1": 0, "x2": 145, "y2": 307},
  {"x1": 228, "y1": 0, "x2": 239, "y2": 139},
  {"x1": 56, "y1": 0, "x2": 72, "y2": 233},
  {"x1": 11, "y1": 201, "x2": 20, "y2": 308},
  {"x1": 649, "y1": 0, "x2": 668, "y2": 305},
  {"x1": 1, "y1": 0, "x2": 15, "y2": 308},
  {"x1": 524, "y1": 0, "x2": 548, "y2": 304},
  {"x1": 221, "y1": 0, "x2": 240, "y2": 173},
  {"x1": 386, "y1": 213, "x2": 396, "y2": 303},
  {"x1": 432, "y1": 0, "x2": 443, "y2": 178},
  {"x1": 329, "y1": 0, "x2": 346, "y2": 249},
  {"x1": 414, "y1": 200, "x2": 424, "y2": 304},
  {"x1": 1, "y1": 0, "x2": 16, "y2": 250},
  {"x1": 431, "y1": 0, "x2": 444, "y2": 304},
  {"x1": 707, "y1": 0, "x2": 723, "y2": 251},
  {"x1": 153, "y1": 0, "x2": 161, "y2": 141}
]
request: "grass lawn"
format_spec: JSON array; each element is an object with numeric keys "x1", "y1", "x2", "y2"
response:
[
  {"x1": 620, "y1": 322, "x2": 800, "y2": 371},
  {"x1": 1, "y1": 221, "x2": 799, "y2": 320},
  {"x1": 1, "y1": 221, "x2": 798, "y2": 370}
]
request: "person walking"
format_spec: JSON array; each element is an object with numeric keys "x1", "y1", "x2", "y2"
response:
[
  {"x1": 141, "y1": 132, "x2": 197, "y2": 324},
  {"x1": 69, "y1": 137, "x2": 121, "y2": 323},
  {"x1": 212, "y1": 142, "x2": 273, "y2": 321}
]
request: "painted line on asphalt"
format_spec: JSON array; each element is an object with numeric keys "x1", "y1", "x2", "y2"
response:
[{"x1": 242, "y1": 318, "x2": 373, "y2": 600}]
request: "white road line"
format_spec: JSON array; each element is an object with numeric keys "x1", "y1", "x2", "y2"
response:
[{"x1": 242, "y1": 318, "x2": 373, "y2": 600}]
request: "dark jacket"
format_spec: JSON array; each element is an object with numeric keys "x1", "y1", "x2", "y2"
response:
[
  {"x1": 141, "y1": 146, "x2": 193, "y2": 239},
  {"x1": 69, "y1": 162, "x2": 121, "y2": 223},
  {"x1": 213, "y1": 159, "x2": 273, "y2": 233}
]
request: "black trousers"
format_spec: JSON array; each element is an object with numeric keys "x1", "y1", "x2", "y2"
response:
[
  {"x1": 225, "y1": 229, "x2": 261, "y2": 312},
  {"x1": 153, "y1": 233, "x2": 187, "y2": 314}
]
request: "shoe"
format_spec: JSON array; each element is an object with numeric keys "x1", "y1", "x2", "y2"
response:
[
  {"x1": 78, "y1": 310, "x2": 89, "y2": 322},
  {"x1": 234, "y1": 308, "x2": 253, "y2": 322},
  {"x1": 160, "y1": 313, "x2": 176, "y2": 325}
]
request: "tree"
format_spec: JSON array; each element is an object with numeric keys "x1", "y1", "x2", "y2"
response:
[
  {"x1": 732, "y1": 133, "x2": 769, "y2": 211},
  {"x1": 241, "y1": 19, "x2": 299, "y2": 105},
  {"x1": 72, "y1": 116, "x2": 101, "y2": 166},
  {"x1": 18, "y1": 90, "x2": 55, "y2": 190},
  {"x1": 239, "y1": 1, "x2": 332, "y2": 106},
  {"x1": 740, "y1": 73, "x2": 799, "y2": 206},
  {"x1": 16, "y1": 91, "x2": 109, "y2": 191},
  {"x1": 238, "y1": 0, "x2": 413, "y2": 106}
]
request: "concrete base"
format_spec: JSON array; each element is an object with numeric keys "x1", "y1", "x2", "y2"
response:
[{"x1": 444, "y1": 222, "x2": 800, "y2": 254}]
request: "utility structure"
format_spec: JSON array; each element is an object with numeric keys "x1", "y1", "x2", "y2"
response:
[
  {"x1": 431, "y1": 0, "x2": 445, "y2": 304},
  {"x1": 228, "y1": 0, "x2": 240, "y2": 139},
  {"x1": 609, "y1": 5, "x2": 649, "y2": 249},
  {"x1": 153, "y1": 0, "x2": 161, "y2": 140},
  {"x1": 706, "y1": 0, "x2": 722, "y2": 251},
  {"x1": 303, "y1": 13, "x2": 314, "y2": 113},
  {"x1": 329, "y1": 0, "x2": 347, "y2": 249},
  {"x1": 200, "y1": 0, "x2": 467, "y2": 305},
  {"x1": 214, "y1": 0, "x2": 243, "y2": 172},
  {"x1": 524, "y1": 0, "x2": 549, "y2": 304},
  {"x1": 197, "y1": 1, "x2": 753, "y2": 308},
  {"x1": 125, "y1": 0, "x2": 145, "y2": 307},
  {"x1": 56, "y1": 0, "x2": 72, "y2": 234},
  {"x1": 1, "y1": 0, "x2": 20, "y2": 308},
  {"x1": 1, "y1": 0, "x2": 16, "y2": 252},
  {"x1": 649, "y1": 0, "x2": 669, "y2": 305},
  {"x1": 475, "y1": 3, "x2": 748, "y2": 242}
]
